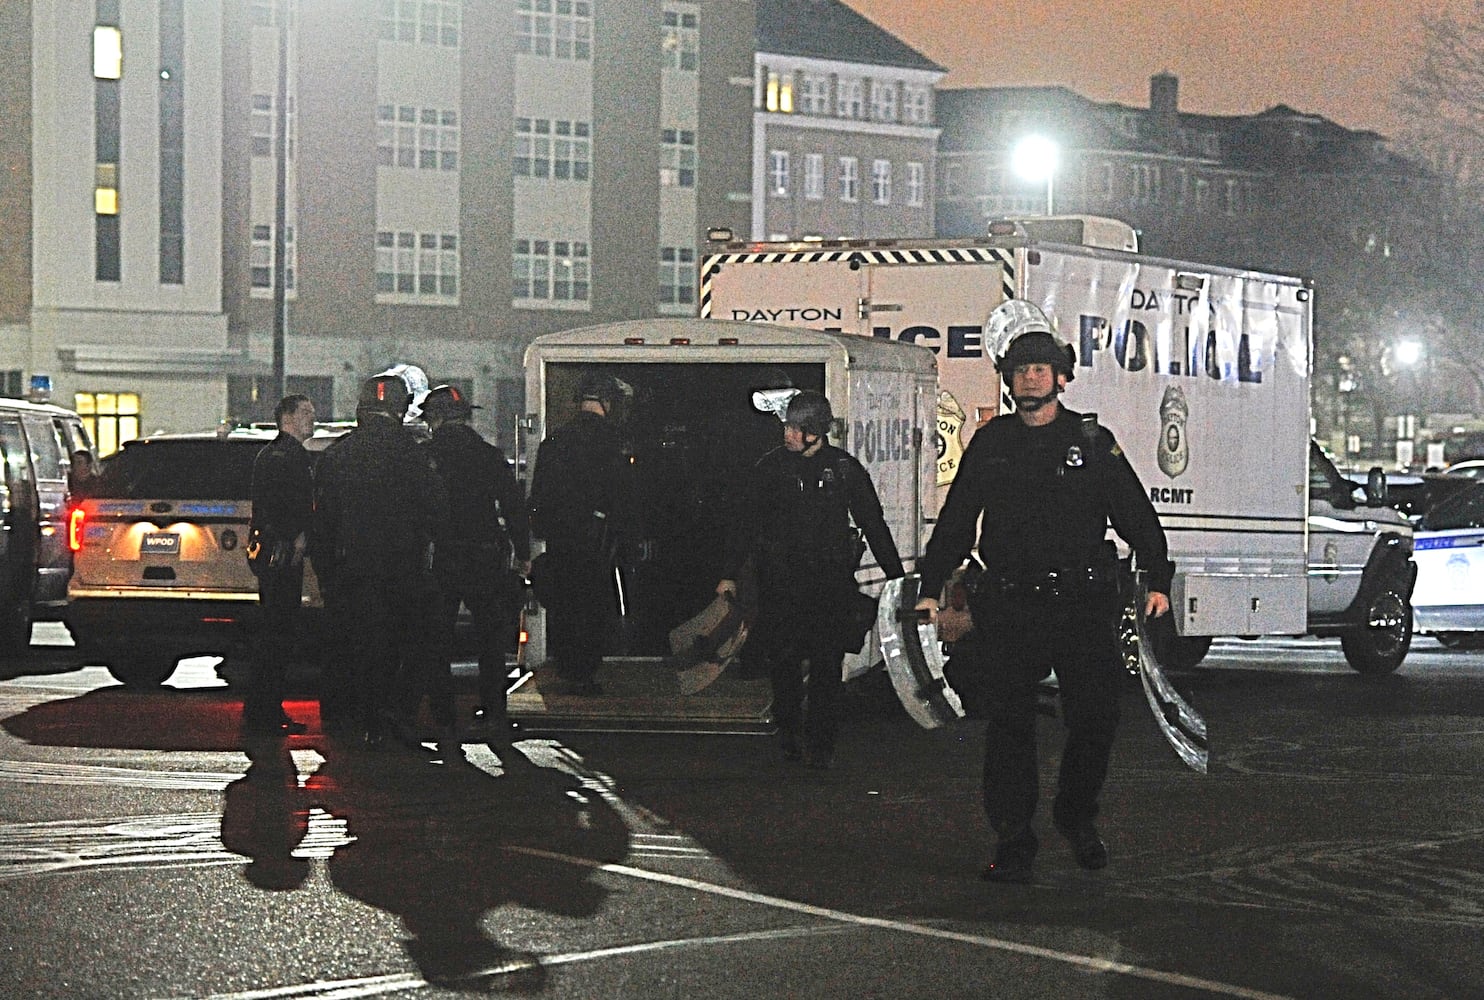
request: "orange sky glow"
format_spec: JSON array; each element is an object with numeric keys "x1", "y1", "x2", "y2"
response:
[{"x1": 846, "y1": 0, "x2": 1430, "y2": 138}]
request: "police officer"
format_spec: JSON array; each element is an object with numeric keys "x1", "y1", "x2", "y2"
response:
[
  {"x1": 313, "y1": 373, "x2": 451, "y2": 748},
  {"x1": 717, "y1": 389, "x2": 904, "y2": 769},
  {"x1": 915, "y1": 300, "x2": 1173, "y2": 883},
  {"x1": 528, "y1": 373, "x2": 634, "y2": 696},
  {"x1": 423, "y1": 384, "x2": 531, "y2": 737},
  {"x1": 244, "y1": 393, "x2": 316, "y2": 736}
]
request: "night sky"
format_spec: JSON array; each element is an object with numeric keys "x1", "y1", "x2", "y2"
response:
[{"x1": 846, "y1": 0, "x2": 1433, "y2": 137}]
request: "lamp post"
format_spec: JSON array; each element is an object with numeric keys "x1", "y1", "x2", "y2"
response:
[
  {"x1": 1012, "y1": 134, "x2": 1059, "y2": 215},
  {"x1": 1395, "y1": 339, "x2": 1423, "y2": 469}
]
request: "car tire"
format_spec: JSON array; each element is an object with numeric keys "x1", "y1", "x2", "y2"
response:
[
  {"x1": 1145, "y1": 610, "x2": 1212, "y2": 670},
  {"x1": 104, "y1": 655, "x2": 179, "y2": 689},
  {"x1": 1340, "y1": 585, "x2": 1412, "y2": 675}
]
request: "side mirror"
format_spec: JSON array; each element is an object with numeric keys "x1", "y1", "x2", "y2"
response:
[{"x1": 1365, "y1": 467, "x2": 1389, "y2": 506}]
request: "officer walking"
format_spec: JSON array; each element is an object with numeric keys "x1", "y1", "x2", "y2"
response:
[
  {"x1": 244, "y1": 393, "x2": 316, "y2": 736},
  {"x1": 422, "y1": 384, "x2": 531, "y2": 738},
  {"x1": 914, "y1": 300, "x2": 1174, "y2": 883},
  {"x1": 313, "y1": 373, "x2": 451, "y2": 748},
  {"x1": 528, "y1": 373, "x2": 634, "y2": 696},
  {"x1": 717, "y1": 389, "x2": 904, "y2": 769}
]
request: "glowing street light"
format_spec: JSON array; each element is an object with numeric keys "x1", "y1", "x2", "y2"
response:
[
  {"x1": 1395, "y1": 339, "x2": 1422, "y2": 367},
  {"x1": 1012, "y1": 135, "x2": 1059, "y2": 215}
]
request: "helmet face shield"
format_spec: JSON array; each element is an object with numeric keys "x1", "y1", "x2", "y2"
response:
[{"x1": 986, "y1": 299, "x2": 1075, "y2": 384}]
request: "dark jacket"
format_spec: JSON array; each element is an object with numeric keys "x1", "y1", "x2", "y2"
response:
[
  {"x1": 725, "y1": 443, "x2": 904, "y2": 597},
  {"x1": 250, "y1": 431, "x2": 313, "y2": 556},
  {"x1": 529, "y1": 410, "x2": 633, "y2": 556},
  {"x1": 312, "y1": 413, "x2": 451, "y2": 583},
  {"x1": 917, "y1": 406, "x2": 1174, "y2": 600},
  {"x1": 425, "y1": 421, "x2": 530, "y2": 563}
]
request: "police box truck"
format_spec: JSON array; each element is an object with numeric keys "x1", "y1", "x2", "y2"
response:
[
  {"x1": 699, "y1": 221, "x2": 1416, "y2": 675},
  {"x1": 517, "y1": 319, "x2": 937, "y2": 718}
]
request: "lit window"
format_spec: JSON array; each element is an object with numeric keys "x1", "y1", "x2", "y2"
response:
[
  {"x1": 74, "y1": 391, "x2": 141, "y2": 457},
  {"x1": 94, "y1": 163, "x2": 118, "y2": 215},
  {"x1": 93, "y1": 26, "x2": 122, "y2": 80}
]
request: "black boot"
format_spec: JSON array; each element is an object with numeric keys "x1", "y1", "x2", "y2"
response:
[
  {"x1": 1054, "y1": 819, "x2": 1109, "y2": 870},
  {"x1": 981, "y1": 825, "x2": 1038, "y2": 884}
]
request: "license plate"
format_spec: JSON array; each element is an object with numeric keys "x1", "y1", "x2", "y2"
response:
[{"x1": 141, "y1": 532, "x2": 181, "y2": 556}]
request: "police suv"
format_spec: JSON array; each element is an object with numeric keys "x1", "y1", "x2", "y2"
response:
[{"x1": 65, "y1": 426, "x2": 345, "y2": 687}]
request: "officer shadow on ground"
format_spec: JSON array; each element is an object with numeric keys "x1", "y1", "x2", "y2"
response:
[
  {"x1": 224, "y1": 735, "x2": 630, "y2": 990},
  {"x1": 0, "y1": 684, "x2": 253, "y2": 751}
]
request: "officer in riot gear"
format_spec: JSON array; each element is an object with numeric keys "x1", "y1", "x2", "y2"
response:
[
  {"x1": 915, "y1": 299, "x2": 1174, "y2": 882},
  {"x1": 718, "y1": 389, "x2": 904, "y2": 769},
  {"x1": 313, "y1": 372, "x2": 451, "y2": 748},
  {"x1": 422, "y1": 384, "x2": 531, "y2": 737},
  {"x1": 528, "y1": 372, "x2": 635, "y2": 696},
  {"x1": 244, "y1": 393, "x2": 316, "y2": 736}
]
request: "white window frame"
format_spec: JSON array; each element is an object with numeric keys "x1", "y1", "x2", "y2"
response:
[
  {"x1": 799, "y1": 73, "x2": 830, "y2": 115},
  {"x1": 836, "y1": 78, "x2": 863, "y2": 119},
  {"x1": 661, "y1": 127, "x2": 696, "y2": 187},
  {"x1": 658, "y1": 245, "x2": 696, "y2": 309},
  {"x1": 516, "y1": 0, "x2": 592, "y2": 60},
  {"x1": 905, "y1": 161, "x2": 924, "y2": 206},
  {"x1": 804, "y1": 153, "x2": 824, "y2": 200},
  {"x1": 902, "y1": 85, "x2": 930, "y2": 124},
  {"x1": 769, "y1": 150, "x2": 790, "y2": 197},
  {"x1": 661, "y1": 6, "x2": 698, "y2": 71},
  {"x1": 839, "y1": 156, "x2": 858, "y2": 202},
  {"x1": 869, "y1": 80, "x2": 898, "y2": 122},
  {"x1": 872, "y1": 159, "x2": 891, "y2": 204}
]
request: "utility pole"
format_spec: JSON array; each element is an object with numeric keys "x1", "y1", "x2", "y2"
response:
[{"x1": 271, "y1": 0, "x2": 289, "y2": 405}]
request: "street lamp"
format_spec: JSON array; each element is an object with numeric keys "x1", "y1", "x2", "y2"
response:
[
  {"x1": 1012, "y1": 134, "x2": 1059, "y2": 215},
  {"x1": 1394, "y1": 339, "x2": 1424, "y2": 469}
]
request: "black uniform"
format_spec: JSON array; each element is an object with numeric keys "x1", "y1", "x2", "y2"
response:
[
  {"x1": 245, "y1": 430, "x2": 313, "y2": 729},
  {"x1": 426, "y1": 421, "x2": 531, "y2": 721},
  {"x1": 725, "y1": 443, "x2": 904, "y2": 761},
  {"x1": 313, "y1": 412, "x2": 451, "y2": 740},
  {"x1": 917, "y1": 406, "x2": 1173, "y2": 837},
  {"x1": 529, "y1": 410, "x2": 633, "y2": 686}
]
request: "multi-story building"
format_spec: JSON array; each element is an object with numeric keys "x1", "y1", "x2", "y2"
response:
[
  {"x1": 934, "y1": 72, "x2": 1424, "y2": 264},
  {"x1": 4, "y1": 1, "x2": 756, "y2": 447},
  {"x1": 750, "y1": 0, "x2": 943, "y2": 241}
]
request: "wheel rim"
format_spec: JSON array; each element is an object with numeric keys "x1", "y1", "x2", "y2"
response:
[{"x1": 1367, "y1": 591, "x2": 1409, "y2": 656}]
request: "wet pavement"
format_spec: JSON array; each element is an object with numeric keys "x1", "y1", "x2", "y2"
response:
[{"x1": 0, "y1": 628, "x2": 1481, "y2": 998}]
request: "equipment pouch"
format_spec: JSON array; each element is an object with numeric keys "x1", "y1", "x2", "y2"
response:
[{"x1": 842, "y1": 588, "x2": 879, "y2": 653}]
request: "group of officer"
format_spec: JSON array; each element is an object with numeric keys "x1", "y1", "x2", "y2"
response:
[
  {"x1": 245, "y1": 296, "x2": 1175, "y2": 884},
  {"x1": 245, "y1": 373, "x2": 529, "y2": 749}
]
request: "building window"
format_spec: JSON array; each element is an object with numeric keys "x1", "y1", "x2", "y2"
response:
[
  {"x1": 251, "y1": 94, "x2": 296, "y2": 161},
  {"x1": 799, "y1": 74, "x2": 830, "y2": 115},
  {"x1": 376, "y1": 231, "x2": 459, "y2": 301},
  {"x1": 902, "y1": 85, "x2": 930, "y2": 124},
  {"x1": 250, "y1": 224, "x2": 297, "y2": 293},
  {"x1": 659, "y1": 246, "x2": 695, "y2": 307},
  {"x1": 516, "y1": 118, "x2": 591, "y2": 179},
  {"x1": 769, "y1": 150, "x2": 790, "y2": 197},
  {"x1": 906, "y1": 162, "x2": 924, "y2": 206},
  {"x1": 836, "y1": 78, "x2": 863, "y2": 119},
  {"x1": 943, "y1": 163, "x2": 962, "y2": 199},
  {"x1": 159, "y1": 0, "x2": 184, "y2": 285},
  {"x1": 839, "y1": 157, "x2": 858, "y2": 202},
  {"x1": 94, "y1": 6, "x2": 121, "y2": 283},
  {"x1": 1193, "y1": 177, "x2": 1210, "y2": 212},
  {"x1": 1131, "y1": 163, "x2": 1161, "y2": 203},
  {"x1": 74, "y1": 391, "x2": 140, "y2": 457},
  {"x1": 661, "y1": 6, "x2": 697, "y2": 71},
  {"x1": 872, "y1": 159, "x2": 892, "y2": 204},
  {"x1": 661, "y1": 128, "x2": 695, "y2": 187},
  {"x1": 378, "y1": 0, "x2": 460, "y2": 47},
  {"x1": 765, "y1": 71, "x2": 793, "y2": 113},
  {"x1": 804, "y1": 153, "x2": 824, "y2": 200},
  {"x1": 514, "y1": 238, "x2": 590, "y2": 303},
  {"x1": 378, "y1": 105, "x2": 458, "y2": 171},
  {"x1": 2, "y1": 371, "x2": 22, "y2": 397},
  {"x1": 516, "y1": 0, "x2": 592, "y2": 60},
  {"x1": 869, "y1": 81, "x2": 897, "y2": 122},
  {"x1": 1221, "y1": 178, "x2": 1243, "y2": 215}
]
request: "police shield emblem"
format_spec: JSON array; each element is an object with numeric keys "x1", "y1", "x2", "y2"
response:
[{"x1": 935, "y1": 390, "x2": 967, "y2": 487}]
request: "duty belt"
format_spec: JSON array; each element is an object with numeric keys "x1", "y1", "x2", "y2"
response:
[{"x1": 977, "y1": 565, "x2": 1118, "y2": 601}]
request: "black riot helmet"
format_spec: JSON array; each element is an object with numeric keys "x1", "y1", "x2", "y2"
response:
[
  {"x1": 575, "y1": 372, "x2": 626, "y2": 414},
  {"x1": 988, "y1": 299, "x2": 1076, "y2": 386},
  {"x1": 357, "y1": 373, "x2": 411, "y2": 419},
  {"x1": 783, "y1": 389, "x2": 834, "y2": 438},
  {"x1": 422, "y1": 383, "x2": 478, "y2": 422}
]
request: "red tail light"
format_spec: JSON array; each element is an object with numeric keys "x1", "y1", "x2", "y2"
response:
[{"x1": 68, "y1": 506, "x2": 86, "y2": 552}]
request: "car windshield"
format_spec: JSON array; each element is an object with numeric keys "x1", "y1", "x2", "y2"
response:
[
  {"x1": 1418, "y1": 482, "x2": 1484, "y2": 531},
  {"x1": 93, "y1": 440, "x2": 264, "y2": 500}
]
